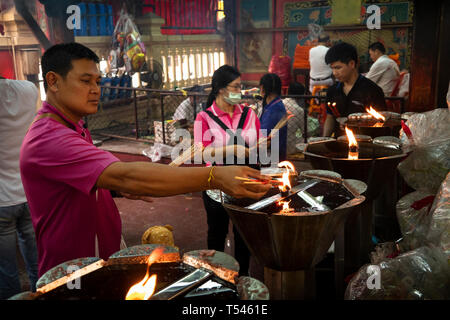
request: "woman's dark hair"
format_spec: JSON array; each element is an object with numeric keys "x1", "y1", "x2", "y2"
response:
[
  {"x1": 206, "y1": 65, "x2": 241, "y2": 107},
  {"x1": 325, "y1": 42, "x2": 358, "y2": 65},
  {"x1": 287, "y1": 82, "x2": 305, "y2": 95},
  {"x1": 259, "y1": 73, "x2": 282, "y2": 107},
  {"x1": 41, "y1": 42, "x2": 99, "y2": 91}
]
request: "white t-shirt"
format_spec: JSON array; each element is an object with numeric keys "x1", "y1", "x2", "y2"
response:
[
  {"x1": 309, "y1": 45, "x2": 332, "y2": 79},
  {"x1": 0, "y1": 79, "x2": 38, "y2": 206},
  {"x1": 366, "y1": 55, "x2": 400, "y2": 96},
  {"x1": 172, "y1": 98, "x2": 202, "y2": 122},
  {"x1": 282, "y1": 98, "x2": 305, "y2": 155}
]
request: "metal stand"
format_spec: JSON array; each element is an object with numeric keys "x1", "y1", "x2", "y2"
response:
[
  {"x1": 334, "y1": 199, "x2": 374, "y2": 299},
  {"x1": 264, "y1": 267, "x2": 316, "y2": 300}
]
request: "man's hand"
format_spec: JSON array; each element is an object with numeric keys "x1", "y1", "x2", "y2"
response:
[{"x1": 212, "y1": 166, "x2": 271, "y2": 199}]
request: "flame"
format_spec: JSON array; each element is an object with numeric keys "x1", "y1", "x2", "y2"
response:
[
  {"x1": 277, "y1": 161, "x2": 295, "y2": 192},
  {"x1": 277, "y1": 200, "x2": 294, "y2": 213},
  {"x1": 345, "y1": 127, "x2": 359, "y2": 160},
  {"x1": 345, "y1": 127, "x2": 358, "y2": 148},
  {"x1": 125, "y1": 274, "x2": 157, "y2": 300},
  {"x1": 125, "y1": 247, "x2": 164, "y2": 300},
  {"x1": 366, "y1": 106, "x2": 385, "y2": 121}
]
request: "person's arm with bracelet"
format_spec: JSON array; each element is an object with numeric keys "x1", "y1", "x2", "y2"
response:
[{"x1": 97, "y1": 162, "x2": 269, "y2": 200}]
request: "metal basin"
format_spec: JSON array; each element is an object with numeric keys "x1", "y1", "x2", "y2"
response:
[
  {"x1": 223, "y1": 175, "x2": 365, "y2": 271},
  {"x1": 303, "y1": 140, "x2": 407, "y2": 200}
]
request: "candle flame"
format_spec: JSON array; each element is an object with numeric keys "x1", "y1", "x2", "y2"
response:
[
  {"x1": 125, "y1": 247, "x2": 164, "y2": 300},
  {"x1": 366, "y1": 106, "x2": 385, "y2": 121},
  {"x1": 345, "y1": 127, "x2": 358, "y2": 147},
  {"x1": 345, "y1": 127, "x2": 359, "y2": 160}
]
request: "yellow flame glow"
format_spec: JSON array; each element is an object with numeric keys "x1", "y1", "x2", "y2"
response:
[
  {"x1": 366, "y1": 106, "x2": 385, "y2": 121},
  {"x1": 125, "y1": 247, "x2": 164, "y2": 300},
  {"x1": 345, "y1": 126, "x2": 358, "y2": 148},
  {"x1": 278, "y1": 161, "x2": 295, "y2": 192}
]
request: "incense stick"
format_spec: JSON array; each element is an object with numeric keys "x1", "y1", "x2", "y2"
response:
[
  {"x1": 169, "y1": 143, "x2": 205, "y2": 167},
  {"x1": 250, "y1": 113, "x2": 293, "y2": 151},
  {"x1": 235, "y1": 176, "x2": 282, "y2": 185}
]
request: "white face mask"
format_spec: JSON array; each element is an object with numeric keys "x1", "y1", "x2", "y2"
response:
[{"x1": 223, "y1": 91, "x2": 242, "y2": 105}]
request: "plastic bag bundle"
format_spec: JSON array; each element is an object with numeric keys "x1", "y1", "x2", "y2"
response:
[
  {"x1": 396, "y1": 191, "x2": 435, "y2": 251},
  {"x1": 398, "y1": 108, "x2": 450, "y2": 194},
  {"x1": 109, "y1": 9, "x2": 146, "y2": 73},
  {"x1": 427, "y1": 172, "x2": 450, "y2": 258},
  {"x1": 142, "y1": 143, "x2": 173, "y2": 163},
  {"x1": 268, "y1": 55, "x2": 292, "y2": 86},
  {"x1": 345, "y1": 246, "x2": 450, "y2": 300}
]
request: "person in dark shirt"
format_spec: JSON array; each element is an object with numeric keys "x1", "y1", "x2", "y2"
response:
[
  {"x1": 259, "y1": 73, "x2": 287, "y2": 161},
  {"x1": 323, "y1": 42, "x2": 386, "y2": 137}
]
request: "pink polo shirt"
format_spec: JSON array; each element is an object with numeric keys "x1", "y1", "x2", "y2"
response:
[
  {"x1": 194, "y1": 102, "x2": 260, "y2": 150},
  {"x1": 20, "y1": 102, "x2": 121, "y2": 277}
]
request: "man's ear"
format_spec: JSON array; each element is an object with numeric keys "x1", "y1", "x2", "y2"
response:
[{"x1": 45, "y1": 72, "x2": 59, "y2": 92}]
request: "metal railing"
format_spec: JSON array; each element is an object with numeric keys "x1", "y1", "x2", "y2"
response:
[{"x1": 86, "y1": 85, "x2": 405, "y2": 146}]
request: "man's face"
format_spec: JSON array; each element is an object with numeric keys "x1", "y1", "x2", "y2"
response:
[
  {"x1": 369, "y1": 49, "x2": 379, "y2": 62},
  {"x1": 330, "y1": 60, "x2": 355, "y2": 83},
  {"x1": 53, "y1": 58, "x2": 101, "y2": 120}
]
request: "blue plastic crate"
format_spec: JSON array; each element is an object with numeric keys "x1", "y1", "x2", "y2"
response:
[
  {"x1": 107, "y1": 5, "x2": 114, "y2": 36},
  {"x1": 109, "y1": 76, "x2": 120, "y2": 100},
  {"x1": 98, "y1": 4, "x2": 107, "y2": 36},
  {"x1": 74, "y1": 3, "x2": 87, "y2": 36},
  {"x1": 125, "y1": 75, "x2": 132, "y2": 98},
  {"x1": 100, "y1": 77, "x2": 111, "y2": 102},
  {"x1": 87, "y1": 3, "x2": 98, "y2": 36}
]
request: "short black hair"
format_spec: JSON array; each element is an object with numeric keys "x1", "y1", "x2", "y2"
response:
[
  {"x1": 41, "y1": 42, "x2": 99, "y2": 91},
  {"x1": 368, "y1": 42, "x2": 386, "y2": 54},
  {"x1": 188, "y1": 85, "x2": 204, "y2": 93},
  {"x1": 325, "y1": 42, "x2": 358, "y2": 65},
  {"x1": 287, "y1": 82, "x2": 305, "y2": 95},
  {"x1": 318, "y1": 33, "x2": 330, "y2": 43}
]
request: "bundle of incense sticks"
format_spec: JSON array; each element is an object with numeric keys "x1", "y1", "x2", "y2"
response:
[
  {"x1": 169, "y1": 143, "x2": 205, "y2": 167},
  {"x1": 250, "y1": 112, "x2": 294, "y2": 151},
  {"x1": 234, "y1": 176, "x2": 282, "y2": 185}
]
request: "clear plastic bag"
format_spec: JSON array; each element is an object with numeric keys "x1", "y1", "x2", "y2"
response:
[
  {"x1": 427, "y1": 172, "x2": 450, "y2": 258},
  {"x1": 142, "y1": 143, "x2": 173, "y2": 163},
  {"x1": 109, "y1": 8, "x2": 146, "y2": 73},
  {"x1": 398, "y1": 109, "x2": 450, "y2": 194},
  {"x1": 396, "y1": 191, "x2": 435, "y2": 251},
  {"x1": 345, "y1": 246, "x2": 450, "y2": 300}
]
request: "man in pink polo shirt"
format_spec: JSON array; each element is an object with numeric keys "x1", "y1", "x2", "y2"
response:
[{"x1": 20, "y1": 43, "x2": 270, "y2": 277}]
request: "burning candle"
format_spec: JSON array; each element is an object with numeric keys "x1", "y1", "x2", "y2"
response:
[{"x1": 345, "y1": 127, "x2": 359, "y2": 160}]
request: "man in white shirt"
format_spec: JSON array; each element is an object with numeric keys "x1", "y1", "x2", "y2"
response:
[
  {"x1": 366, "y1": 42, "x2": 400, "y2": 96},
  {"x1": 309, "y1": 33, "x2": 334, "y2": 94},
  {"x1": 172, "y1": 85, "x2": 205, "y2": 123},
  {"x1": 0, "y1": 77, "x2": 39, "y2": 299}
]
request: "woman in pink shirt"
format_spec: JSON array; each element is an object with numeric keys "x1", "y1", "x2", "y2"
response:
[{"x1": 194, "y1": 65, "x2": 261, "y2": 276}]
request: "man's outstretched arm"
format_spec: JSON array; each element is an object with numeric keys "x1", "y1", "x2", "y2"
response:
[{"x1": 96, "y1": 162, "x2": 271, "y2": 199}]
